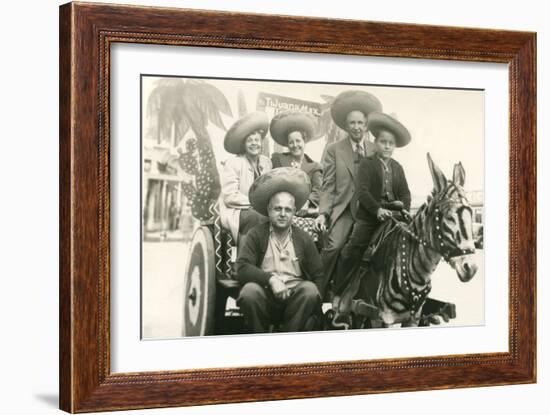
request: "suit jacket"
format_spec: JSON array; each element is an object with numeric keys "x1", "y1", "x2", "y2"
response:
[
  {"x1": 319, "y1": 136, "x2": 375, "y2": 224},
  {"x1": 236, "y1": 222, "x2": 325, "y2": 295},
  {"x1": 271, "y1": 152, "x2": 323, "y2": 206},
  {"x1": 219, "y1": 154, "x2": 272, "y2": 241},
  {"x1": 355, "y1": 155, "x2": 411, "y2": 221}
]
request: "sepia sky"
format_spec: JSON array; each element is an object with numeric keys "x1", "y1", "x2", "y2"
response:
[{"x1": 142, "y1": 76, "x2": 484, "y2": 199}]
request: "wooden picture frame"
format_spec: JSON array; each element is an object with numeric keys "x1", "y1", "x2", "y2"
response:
[{"x1": 59, "y1": 2, "x2": 536, "y2": 412}]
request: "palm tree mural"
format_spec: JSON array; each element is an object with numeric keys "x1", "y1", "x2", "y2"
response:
[
  {"x1": 147, "y1": 78, "x2": 233, "y2": 146},
  {"x1": 146, "y1": 78, "x2": 233, "y2": 221}
]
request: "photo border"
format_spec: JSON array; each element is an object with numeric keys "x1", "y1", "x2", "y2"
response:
[{"x1": 59, "y1": 2, "x2": 536, "y2": 412}]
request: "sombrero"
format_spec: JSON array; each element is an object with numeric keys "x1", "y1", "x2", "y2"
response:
[
  {"x1": 269, "y1": 111, "x2": 317, "y2": 147},
  {"x1": 224, "y1": 111, "x2": 269, "y2": 154},
  {"x1": 367, "y1": 112, "x2": 411, "y2": 147},
  {"x1": 330, "y1": 90, "x2": 383, "y2": 130},
  {"x1": 249, "y1": 167, "x2": 311, "y2": 216}
]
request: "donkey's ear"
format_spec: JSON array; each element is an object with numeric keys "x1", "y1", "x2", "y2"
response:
[
  {"x1": 453, "y1": 161, "x2": 466, "y2": 186},
  {"x1": 427, "y1": 153, "x2": 447, "y2": 193}
]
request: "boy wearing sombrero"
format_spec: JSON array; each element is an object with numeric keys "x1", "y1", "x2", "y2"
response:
[
  {"x1": 235, "y1": 167, "x2": 324, "y2": 333},
  {"x1": 334, "y1": 112, "x2": 412, "y2": 296},
  {"x1": 315, "y1": 90, "x2": 382, "y2": 298}
]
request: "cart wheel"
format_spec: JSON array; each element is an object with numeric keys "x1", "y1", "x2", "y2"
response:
[{"x1": 182, "y1": 226, "x2": 216, "y2": 336}]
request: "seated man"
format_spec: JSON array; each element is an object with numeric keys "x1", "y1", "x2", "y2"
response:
[
  {"x1": 235, "y1": 167, "x2": 324, "y2": 333},
  {"x1": 334, "y1": 111, "x2": 412, "y2": 297}
]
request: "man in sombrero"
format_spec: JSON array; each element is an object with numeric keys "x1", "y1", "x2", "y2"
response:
[
  {"x1": 314, "y1": 90, "x2": 382, "y2": 298},
  {"x1": 235, "y1": 167, "x2": 324, "y2": 333}
]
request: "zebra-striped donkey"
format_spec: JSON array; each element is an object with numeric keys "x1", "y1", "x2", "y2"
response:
[{"x1": 337, "y1": 153, "x2": 479, "y2": 328}]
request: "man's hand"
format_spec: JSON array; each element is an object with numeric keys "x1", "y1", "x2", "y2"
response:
[
  {"x1": 314, "y1": 214, "x2": 328, "y2": 232},
  {"x1": 376, "y1": 207, "x2": 393, "y2": 222},
  {"x1": 269, "y1": 275, "x2": 290, "y2": 301}
]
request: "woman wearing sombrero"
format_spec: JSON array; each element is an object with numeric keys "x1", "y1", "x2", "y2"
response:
[
  {"x1": 219, "y1": 111, "x2": 272, "y2": 244},
  {"x1": 269, "y1": 111, "x2": 323, "y2": 217}
]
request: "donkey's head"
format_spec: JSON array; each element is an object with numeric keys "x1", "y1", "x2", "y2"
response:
[{"x1": 427, "y1": 153, "x2": 478, "y2": 282}]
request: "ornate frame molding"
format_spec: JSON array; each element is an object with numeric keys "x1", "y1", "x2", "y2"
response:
[{"x1": 60, "y1": 2, "x2": 536, "y2": 412}]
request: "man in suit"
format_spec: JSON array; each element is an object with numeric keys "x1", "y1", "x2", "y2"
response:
[{"x1": 314, "y1": 90, "x2": 382, "y2": 298}]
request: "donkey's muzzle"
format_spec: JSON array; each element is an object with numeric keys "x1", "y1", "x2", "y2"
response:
[{"x1": 449, "y1": 255, "x2": 478, "y2": 282}]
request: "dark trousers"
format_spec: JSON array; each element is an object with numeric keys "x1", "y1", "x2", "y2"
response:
[
  {"x1": 333, "y1": 219, "x2": 379, "y2": 296},
  {"x1": 320, "y1": 208, "x2": 354, "y2": 299},
  {"x1": 237, "y1": 281, "x2": 321, "y2": 333}
]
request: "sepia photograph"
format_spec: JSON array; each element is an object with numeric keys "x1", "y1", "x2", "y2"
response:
[
  {"x1": 52, "y1": 1, "x2": 538, "y2": 412},
  {"x1": 140, "y1": 75, "x2": 485, "y2": 339}
]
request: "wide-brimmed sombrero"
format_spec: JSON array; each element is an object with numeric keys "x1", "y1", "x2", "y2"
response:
[
  {"x1": 249, "y1": 167, "x2": 311, "y2": 216},
  {"x1": 224, "y1": 111, "x2": 269, "y2": 154},
  {"x1": 367, "y1": 112, "x2": 411, "y2": 147},
  {"x1": 269, "y1": 111, "x2": 317, "y2": 147},
  {"x1": 330, "y1": 90, "x2": 383, "y2": 130}
]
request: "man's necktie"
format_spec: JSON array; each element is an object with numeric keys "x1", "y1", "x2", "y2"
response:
[
  {"x1": 354, "y1": 143, "x2": 364, "y2": 175},
  {"x1": 355, "y1": 143, "x2": 365, "y2": 158}
]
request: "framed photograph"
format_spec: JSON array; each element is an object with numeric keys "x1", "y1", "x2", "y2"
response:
[{"x1": 59, "y1": 2, "x2": 536, "y2": 412}]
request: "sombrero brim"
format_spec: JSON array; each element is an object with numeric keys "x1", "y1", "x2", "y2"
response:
[
  {"x1": 331, "y1": 90, "x2": 383, "y2": 130},
  {"x1": 224, "y1": 111, "x2": 269, "y2": 154},
  {"x1": 269, "y1": 111, "x2": 317, "y2": 147},
  {"x1": 367, "y1": 112, "x2": 411, "y2": 147},
  {"x1": 249, "y1": 167, "x2": 311, "y2": 216}
]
